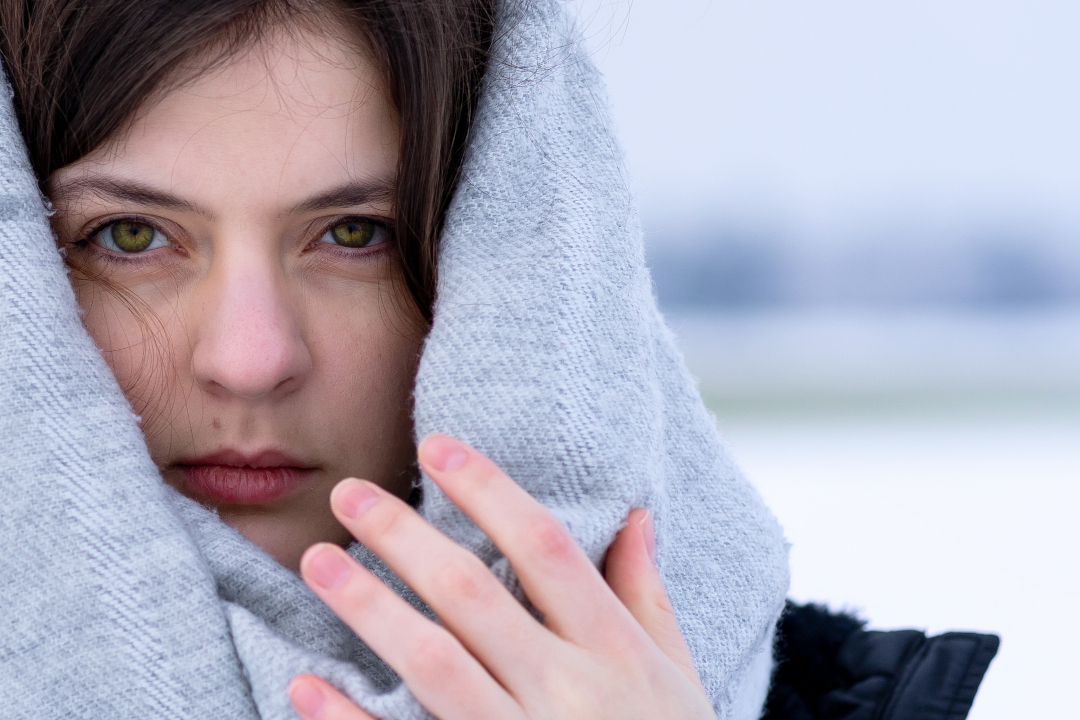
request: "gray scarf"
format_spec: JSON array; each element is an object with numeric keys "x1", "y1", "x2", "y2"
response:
[{"x1": 0, "y1": 1, "x2": 788, "y2": 718}]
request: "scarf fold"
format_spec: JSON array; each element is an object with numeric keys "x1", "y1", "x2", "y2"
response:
[{"x1": 0, "y1": 1, "x2": 788, "y2": 718}]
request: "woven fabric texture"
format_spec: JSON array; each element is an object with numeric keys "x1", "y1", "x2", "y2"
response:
[{"x1": 0, "y1": 1, "x2": 789, "y2": 718}]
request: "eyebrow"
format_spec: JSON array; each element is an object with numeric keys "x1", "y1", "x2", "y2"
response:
[
  {"x1": 50, "y1": 176, "x2": 397, "y2": 218},
  {"x1": 288, "y1": 178, "x2": 396, "y2": 214},
  {"x1": 52, "y1": 178, "x2": 213, "y2": 219}
]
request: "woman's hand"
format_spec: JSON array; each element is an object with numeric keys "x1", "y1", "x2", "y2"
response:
[{"x1": 287, "y1": 434, "x2": 715, "y2": 720}]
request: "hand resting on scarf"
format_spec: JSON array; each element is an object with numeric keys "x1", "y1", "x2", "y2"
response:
[
  {"x1": 0, "y1": 0, "x2": 788, "y2": 715},
  {"x1": 287, "y1": 433, "x2": 716, "y2": 720}
]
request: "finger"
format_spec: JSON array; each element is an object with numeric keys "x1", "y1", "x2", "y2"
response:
[
  {"x1": 288, "y1": 674, "x2": 377, "y2": 720},
  {"x1": 416, "y1": 434, "x2": 633, "y2": 644},
  {"x1": 327, "y1": 478, "x2": 553, "y2": 689},
  {"x1": 604, "y1": 509, "x2": 705, "y2": 690},
  {"x1": 299, "y1": 542, "x2": 524, "y2": 720}
]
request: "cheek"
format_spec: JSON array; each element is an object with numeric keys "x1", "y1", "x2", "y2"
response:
[
  {"x1": 314, "y1": 308, "x2": 422, "y2": 423},
  {"x1": 305, "y1": 286, "x2": 426, "y2": 459},
  {"x1": 73, "y1": 281, "x2": 186, "y2": 428}
]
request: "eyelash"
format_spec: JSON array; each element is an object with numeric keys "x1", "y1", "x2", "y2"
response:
[
  {"x1": 72, "y1": 216, "x2": 169, "y2": 266},
  {"x1": 71, "y1": 215, "x2": 394, "y2": 263},
  {"x1": 309, "y1": 216, "x2": 394, "y2": 254}
]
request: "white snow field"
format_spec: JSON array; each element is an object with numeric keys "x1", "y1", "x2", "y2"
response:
[{"x1": 669, "y1": 309, "x2": 1080, "y2": 720}]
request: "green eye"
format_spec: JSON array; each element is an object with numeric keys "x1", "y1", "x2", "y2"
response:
[
  {"x1": 110, "y1": 222, "x2": 156, "y2": 253},
  {"x1": 330, "y1": 220, "x2": 377, "y2": 248},
  {"x1": 91, "y1": 220, "x2": 169, "y2": 254}
]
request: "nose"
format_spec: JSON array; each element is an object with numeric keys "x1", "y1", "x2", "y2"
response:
[{"x1": 191, "y1": 251, "x2": 312, "y2": 402}]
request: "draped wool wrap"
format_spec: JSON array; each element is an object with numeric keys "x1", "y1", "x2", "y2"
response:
[{"x1": 0, "y1": 1, "x2": 789, "y2": 717}]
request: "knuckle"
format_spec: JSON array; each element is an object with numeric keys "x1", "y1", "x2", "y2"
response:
[
  {"x1": 646, "y1": 587, "x2": 680, "y2": 628},
  {"x1": 340, "y1": 571, "x2": 384, "y2": 615},
  {"x1": 525, "y1": 515, "x2": 575, "y2": 565},
  {"x1": 407, "y1": 631, "x2": 463, "y2": 680},
  {"x1": 537, "y1": 664, "x2": 603, "y2": 717},
  {"x1": 363, "y1": 495, "x2": 409, "y2": 539},
  {"x1": 433, "y1": 555, "x2": 498, "y2": 605},
  {"x1": 464, "y1": 459, "x2": 503, "y2": 492},
  {"x1": 652, "y1": 594, "x2": 677, "y2": 620},
  {"x1": 605, "y1": 621, "x2": 653, "y2": 657}
]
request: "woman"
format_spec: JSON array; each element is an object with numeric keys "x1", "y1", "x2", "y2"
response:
[{"x1": 0, "y1": 1, "x2": 789, "y2": 718}]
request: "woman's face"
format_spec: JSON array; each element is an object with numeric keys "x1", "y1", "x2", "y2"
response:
[{"x1": 49, "y1": 28, "x2": 425, "y2": 571}]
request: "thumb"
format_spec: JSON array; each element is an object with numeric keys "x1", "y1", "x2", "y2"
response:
[{"x1": 604, "y1": 509, "x2": 705, "y2": 691}]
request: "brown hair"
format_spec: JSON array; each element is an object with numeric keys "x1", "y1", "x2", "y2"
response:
[{"x1": 0, "y1": 0, "x2": 495, "y2": 320}]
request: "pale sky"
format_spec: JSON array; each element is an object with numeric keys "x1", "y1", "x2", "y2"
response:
[{"x1": 571, "y1": 0, "x2": 1080, "y2": 243}]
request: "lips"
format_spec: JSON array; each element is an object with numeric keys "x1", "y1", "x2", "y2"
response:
[{"x1": 176, "y1": 450, "x2": 317, "y2": 505}]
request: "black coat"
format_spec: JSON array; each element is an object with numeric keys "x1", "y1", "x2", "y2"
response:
[{"x1": 764, "y1": 602, "x2": 999, "y2": 720}]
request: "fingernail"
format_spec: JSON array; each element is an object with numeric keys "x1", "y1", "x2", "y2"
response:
[
  {"x1": 289, "y1": 677, "x2": 326, "y2": 719},
  {"x1": 639, "y1": 510, "x2": 657, "y2": 566},
  {"x1": 422, "y1": 434, "x2": 469, "y2": 473},
  {"x1": 334, "y1": 479, "x2": 379, "y2": 519},
  {"x1": 305, "y1": 546, "x2": 351, "y2": 590}
]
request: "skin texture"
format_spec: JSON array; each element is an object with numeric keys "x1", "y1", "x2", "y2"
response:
[
  {"x1": 50, "y1": 27, "x2": 424, "y2": 570},
  {"x1": 48, "y1": 24, "x2": 715, "y2": 719},
  {"x1": 288, "y1": 434, "x2": 715, "y2": 720}
]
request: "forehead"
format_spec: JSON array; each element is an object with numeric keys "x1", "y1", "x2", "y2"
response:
[{"x1": 56, "y1": 26, "x2": 399, "y2": 210}]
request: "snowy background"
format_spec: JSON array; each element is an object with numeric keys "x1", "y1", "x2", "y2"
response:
[{"x1": 570, "y1": 1, "x2": 1080, "y2": 717}]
